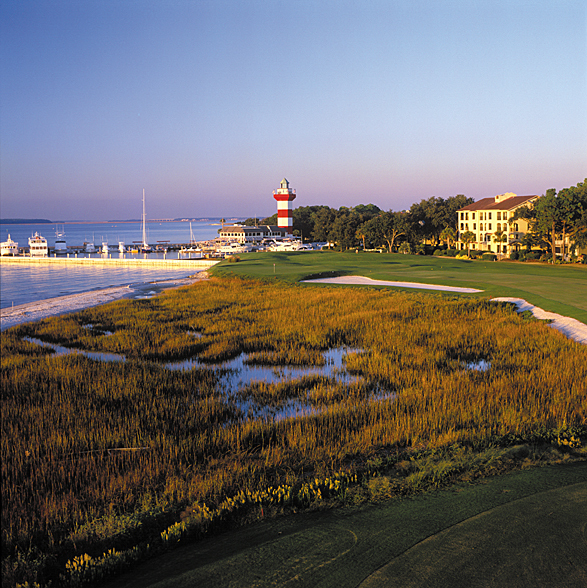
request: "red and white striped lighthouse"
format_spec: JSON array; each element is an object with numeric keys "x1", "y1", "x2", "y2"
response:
[{"x1": 273, "y1": 178, "x2": 296, "y2": 234}]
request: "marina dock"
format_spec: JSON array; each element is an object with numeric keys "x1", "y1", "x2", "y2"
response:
[{"x1": 0, "y1": 256, "x2": 220, "y2": 269}]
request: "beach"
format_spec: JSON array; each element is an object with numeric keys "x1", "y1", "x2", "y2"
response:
[{"x1": 0, "y1": 274, "x2": 207, "y2": 331}]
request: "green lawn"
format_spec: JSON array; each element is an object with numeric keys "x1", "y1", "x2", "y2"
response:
[
  {"x1": 104, "y1": 462, "x2": 587, "y2": 588},
  {"x1": 211, "y1": 251, "x2": 587, "y2": 323}
]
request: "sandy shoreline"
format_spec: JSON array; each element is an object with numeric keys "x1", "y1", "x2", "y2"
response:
[
  {"x1": 3, "y1": 274, "x2": 585, "y2": 346},
  {"x1": 0, "y1": 274, "x2": 207, "y2": 331}
]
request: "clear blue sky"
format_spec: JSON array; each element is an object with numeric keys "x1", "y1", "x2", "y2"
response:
[{"x1": 1, "y1": 0, "x2": 585, "y2": 221}]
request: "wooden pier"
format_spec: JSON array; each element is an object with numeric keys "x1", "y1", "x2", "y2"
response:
[{"x1": 0, "y1": 255, "x2": 220, "y2": 269}]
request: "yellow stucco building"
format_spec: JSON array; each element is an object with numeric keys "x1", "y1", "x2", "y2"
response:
[{"x1": 456, "y1": 192, "x2": 539, "y2": 254}]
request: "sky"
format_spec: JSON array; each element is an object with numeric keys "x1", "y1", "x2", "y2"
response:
[{"x1": 1, "y1": 0, "x2": 585, "y2": 221}]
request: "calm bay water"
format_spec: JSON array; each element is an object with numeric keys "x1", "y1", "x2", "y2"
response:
[{"x1": 0, "y1": 220, "x2": 228, "y2": 309}]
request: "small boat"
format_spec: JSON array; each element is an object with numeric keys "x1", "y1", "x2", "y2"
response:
[
  {"x1": 101, "y1": 242, "x2": 109, "y2": 254},
  {"x1": 54, "y1": 227, "x2": 67, "y2": 254},
  {"x1": 84, "y1": 241, "x2": 96, "y2": 253},
  {"x1": 118, "y1": 241, "x2": 126, "y2": 253},
  {"x1": 1, "y1": 234, "x2": 19, "y2": 256},
  {"x1": 28, "y1": 232, "x2": 48, "y2": 257}
]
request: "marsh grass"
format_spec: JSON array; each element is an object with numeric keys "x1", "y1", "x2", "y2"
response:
[{"x1": 2, "y1": 277, "x2": 586, "y2": 586}]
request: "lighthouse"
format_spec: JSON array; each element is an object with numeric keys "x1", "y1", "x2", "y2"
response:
[{"x1": 273, "y1": 178, "x2": 296, "y2": 234}]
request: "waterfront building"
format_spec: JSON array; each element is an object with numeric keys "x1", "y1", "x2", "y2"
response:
[
  {"x1": 273, "y1": 178, "x2": 296, "y2": 234},
  {"x1": 217, "y1": 224, "x2": 286, "y2": 244},
  {"x1": 456, "y1": 193, "x2": 538, "y2": 255}
]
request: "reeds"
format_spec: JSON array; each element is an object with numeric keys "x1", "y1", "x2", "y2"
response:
[{"x1": 2, "y1": 277, "x2": 586, "y2": 586}]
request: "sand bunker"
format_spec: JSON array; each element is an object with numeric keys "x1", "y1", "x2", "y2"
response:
[
  {"x1": 301, "y1": 275, "x2": 482, "y2": 293},
  {"x1": 491, "y1": 297, "x2": 587, "y2": 345},
  {"x1": 301, "y1": 276, "x2": 586, "y2": 345}
]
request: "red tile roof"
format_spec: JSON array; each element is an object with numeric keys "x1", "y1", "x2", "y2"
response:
[{"x1": 458, "y1": 195, "x2": 538, "y2": 212}]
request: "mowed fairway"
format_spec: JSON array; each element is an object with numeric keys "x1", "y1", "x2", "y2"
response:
[
  {"x1": 211, "y1": 251, "x2": 587, "y2": 324},
  {"x1": 105, "y1": 462, "x2": 587, "y2": 588}
]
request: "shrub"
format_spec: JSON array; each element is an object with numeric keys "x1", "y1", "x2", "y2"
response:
[
  {"x1": 446, "y1": 248, "x2": 457, "y2": 257},
  {"x1": 433, "y1": 249, "x2": 442, "y2": 256},
  {"x1": 481, "y1": 252, "x2": 497, "y2": 261},
  {"x1": 226, "y1": 255, "x2": 241, "y2": 263},
  {"x1": 509, "y1": 251, "x2": 519, "y2": 260}
]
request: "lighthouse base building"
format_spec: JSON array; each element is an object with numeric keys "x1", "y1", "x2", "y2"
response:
[{"x1": 273, "y1": 178, "x2": 296, "y2": 234}]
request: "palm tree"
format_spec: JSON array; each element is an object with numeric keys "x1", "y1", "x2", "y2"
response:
[
  {"x1": 460, "y1": 230, "x2": 476, "y2": 256},
  {"x1": 493, "y1": 230, "x2": 508, "y2": 258},
  {"x1": 439, "y1": 226, "x2": 456, "y2": 249}
]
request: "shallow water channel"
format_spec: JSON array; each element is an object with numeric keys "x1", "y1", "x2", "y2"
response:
[{"x1": 24, "y1": 337, "x2": 393, "y2": 421}]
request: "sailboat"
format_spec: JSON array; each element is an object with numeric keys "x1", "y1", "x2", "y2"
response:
[{"x1": 140, "y1": 189, "x2": 152, "y2": 253}]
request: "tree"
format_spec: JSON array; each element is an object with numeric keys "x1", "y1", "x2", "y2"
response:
[
  {"x1": 493, "y1": 230, "x2": 508, "y2": 258},
  {"x1": 363, "y1": 211, "x2": 409, "y2": 252},
  {"x1": 355, "y1": 226, "x2": 367, "y2": 250},
  {"x1": 460, "y1": 230, "x2": 476, "y2": 256},
  {"x1": 439, "y1": 226, "x2": 456, "y2": 248},
  {"x1": 408, "y1": 194, "x2": 474, "y2": 244},
  {"x1": 533, "y1": 189, "x2": 561, "y2": 263}
]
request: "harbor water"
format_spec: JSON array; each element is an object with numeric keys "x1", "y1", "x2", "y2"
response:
[{"x1": 0, "y1": 220, "x2": 225, "y2": 309}]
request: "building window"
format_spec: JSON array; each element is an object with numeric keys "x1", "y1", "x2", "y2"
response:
[
  {"x1": 472, "y1": 213, "x2": 476, "y2": 220},
  {"x1": 466, "y1": 212, "x2": 469, "y2": 220},
  {"x1": 460, "y1": 212, "x2": 464, "y2": 220},
  {"x1": 473, "y1": 223, "x2": 476, "y2": 230},
  {"x1": 488, "y1": 212, "x2": 492, "y2": 220},
  {"x1": 489, "y1": 223, "x2": 492, "y2": 230},
  {"x1": 461, "y1": 223, "x2": 464, "y2": 230},
  {"x1": 497, "y1": 223, "x2": 501, "y2": 231},
  {"x1": 497, "y1": 212, "x2": 501, "y2": 220}
]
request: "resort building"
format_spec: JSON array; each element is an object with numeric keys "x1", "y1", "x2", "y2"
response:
[
  {"x1": 218, "y1": 224, "x2": 287, "y2": 244},
  {"x1": 273, "y1": 178, "x2": 296, "y2": 234},
  {"x1": 456, "y1": 192, "x2": 539, "y2": 255}
]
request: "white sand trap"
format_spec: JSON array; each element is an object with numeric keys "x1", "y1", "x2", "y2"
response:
[
  {"x1": 491, "y1": 297, "x2": 587, "y2": 345},
  {"x1": 301, "y1": 275, "x2": 482, "y2": 293}
]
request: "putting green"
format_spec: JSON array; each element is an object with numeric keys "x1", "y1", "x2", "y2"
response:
[{"x1": 104, "y1": 462, "x2": 587, "y2": 588}]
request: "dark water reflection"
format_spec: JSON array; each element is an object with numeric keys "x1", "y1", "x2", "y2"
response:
[{"x1": 23, "y1": 338, "x2": 391, "y2": 421}]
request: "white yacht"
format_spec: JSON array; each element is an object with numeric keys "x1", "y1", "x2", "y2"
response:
[
  {"x1": 118, "y1": 241, "x2": 126, "y2": 253},
  {"x1": 101, "y1": 242, "x2": 109, "y2": 255},
  {"x1": 84, "y1": 241, "x2": 96, "y2": 253},
  {"x1": 54, "y1": 228, "x2": 67, "y2": 254},
  {"x1": 28, "y1": 232, "x2": 48, "y2": 257},
  {"x1": 1, "y1": 234, "x2": 19, "y2": 256}
]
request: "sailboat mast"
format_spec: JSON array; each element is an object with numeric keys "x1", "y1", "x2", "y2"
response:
[{"x1": 142, "y1": 189, "x2": 147, "y2": 246}]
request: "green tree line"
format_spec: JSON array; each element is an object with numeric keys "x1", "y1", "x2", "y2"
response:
[
  {"x1": 245, "y1": 195, "x2": 473, "y2": 251},
  {"x1": 510, "y1": 179, "x2": 587, "y2": 262}
]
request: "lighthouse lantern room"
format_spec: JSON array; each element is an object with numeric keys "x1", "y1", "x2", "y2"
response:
[{"x1": 273, "y1": 178, "x2": 296, "y2": 234}]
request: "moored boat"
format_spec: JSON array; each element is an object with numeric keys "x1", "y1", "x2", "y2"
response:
[
  {"x1": 119, "y1": 241, "x2": 126, "y2": 253},
  {"x1": 1, "y1": 234, "x2": 19, "y2": 256},
  {"x1": 54, "y1": 228, "x2": 67, "y2": 254},
  {"x1": 28, "y1": 232, "x2": 48, "y2": 257}
]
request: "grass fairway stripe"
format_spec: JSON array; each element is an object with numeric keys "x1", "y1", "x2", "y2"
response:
[
  {"x1": 210, "y1": 251, "x2": 587, "y2": 323},
  {"x1": 103, "y1": 462, "x2": 587, "y2": 588},
  {"x1": 359, "y1": 482, "x2": 587, "y2": 588}
]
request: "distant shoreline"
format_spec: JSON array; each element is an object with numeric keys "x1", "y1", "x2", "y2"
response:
[{"x1": 1, "y1": 218, "x2": 244, "y2": 225}]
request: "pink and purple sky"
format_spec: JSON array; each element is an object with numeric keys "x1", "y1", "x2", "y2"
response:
[{"x1": 1, "y1": 0, "x2": 585, "y2": 221}]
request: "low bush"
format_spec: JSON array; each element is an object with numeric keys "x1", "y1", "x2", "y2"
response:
[{"x1": 481, "y1": 252, "x2": 497, "y2": 261}]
